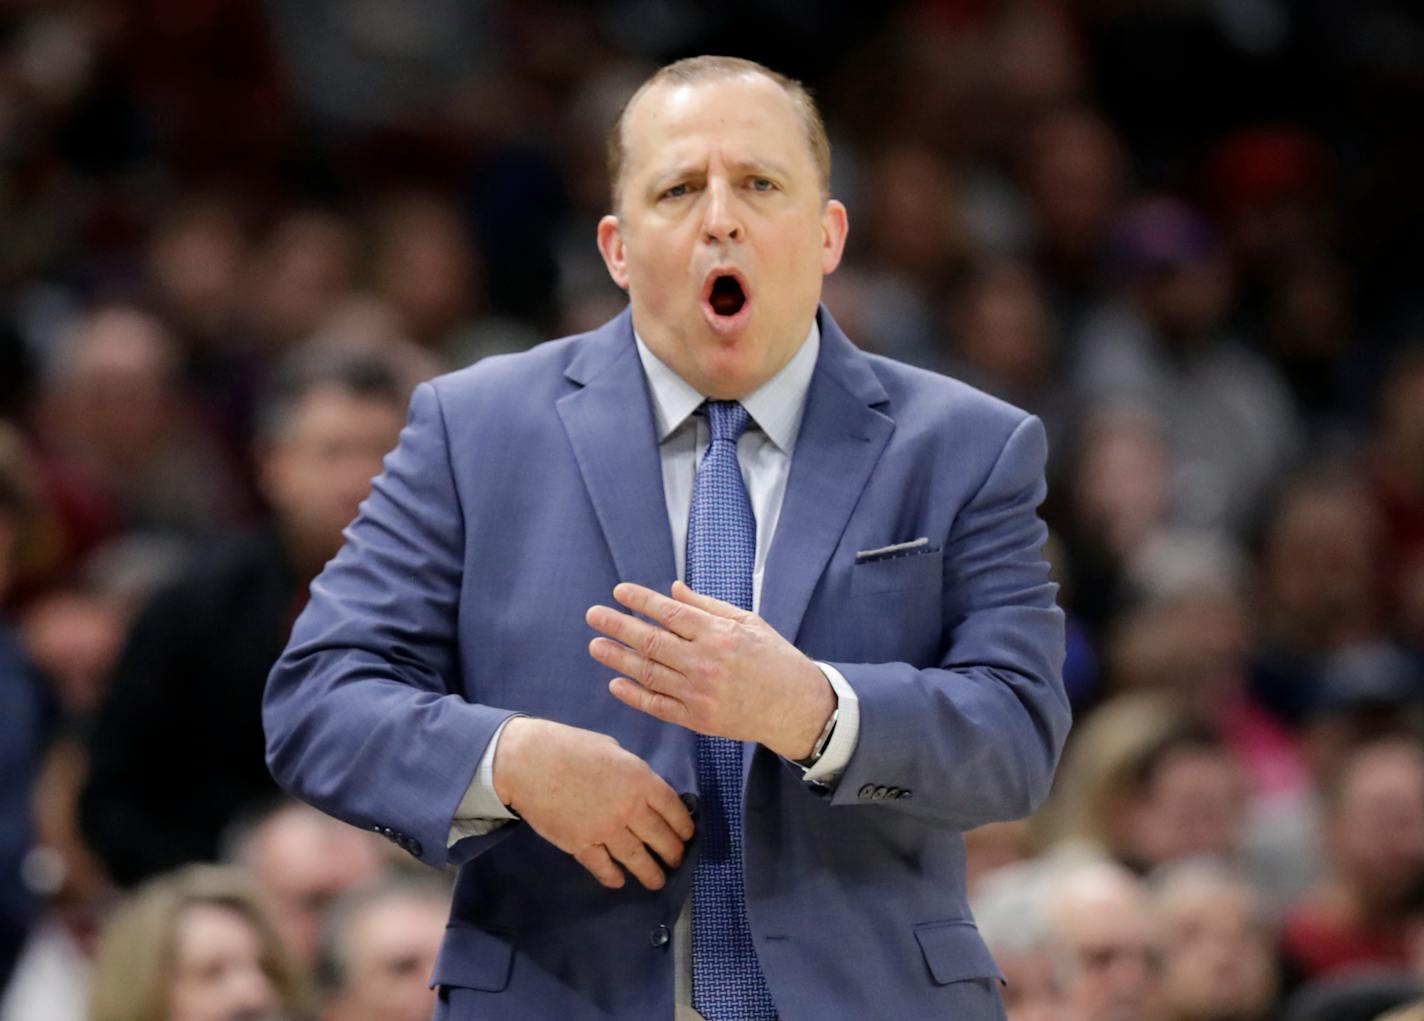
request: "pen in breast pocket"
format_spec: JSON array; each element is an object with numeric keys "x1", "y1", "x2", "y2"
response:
[{"x1": 855, "y1": 537, "x2": 930, "y2": 561}]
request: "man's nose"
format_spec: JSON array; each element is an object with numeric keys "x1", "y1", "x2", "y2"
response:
[{"x1": 701, "y1": 181, "x2": 742, "y2": 242}]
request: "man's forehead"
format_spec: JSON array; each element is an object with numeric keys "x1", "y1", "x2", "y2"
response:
[{"x1": 622, "y1": 75, "x2": 806, "y2": 168}]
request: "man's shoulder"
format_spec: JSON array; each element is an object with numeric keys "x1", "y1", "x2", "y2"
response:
[
  {"x1": 857, "y1": 347, "x2": 1033, "y2": 437},
  {"x1": 420, "y1": 311, "x2": 634, "y2": 420},
  {"x1": 427, "y1": 332, "x2": 586, "y2": 404}
]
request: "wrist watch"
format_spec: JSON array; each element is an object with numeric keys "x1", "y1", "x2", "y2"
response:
[{"x1": 792, "y1": 707, "x2": 839, "y2": 770}]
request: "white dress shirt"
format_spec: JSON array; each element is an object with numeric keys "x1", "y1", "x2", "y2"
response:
[{"x1": 446, "y1": 319, "x2": 862, "y2": 1017}]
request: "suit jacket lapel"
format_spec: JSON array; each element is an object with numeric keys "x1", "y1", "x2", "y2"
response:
[
  {"x1": 556, "y1": 311, "x2": 678, "y2": 592},
  {"x1": 759, "y1": 308, "x2": 894, "y2": 646}
]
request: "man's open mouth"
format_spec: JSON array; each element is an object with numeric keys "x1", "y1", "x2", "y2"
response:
[{"x1": 708, "y1": 274, "x2": 747, "y2": 317}]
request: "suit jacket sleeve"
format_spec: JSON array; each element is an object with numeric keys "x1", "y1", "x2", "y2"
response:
[
  {"x1": 825, "y1": 413, "x2": 1069, "y2": 830},
  {"x1": 263, "y1": 381, "x2": 520, "y2": 869}
]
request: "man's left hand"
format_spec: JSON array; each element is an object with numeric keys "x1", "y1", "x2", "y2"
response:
[{"x1": 586, "y1": 580, "x2": 835, "y2": 760}]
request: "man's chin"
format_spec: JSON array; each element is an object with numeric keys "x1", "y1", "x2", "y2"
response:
[{"x1": 689, "y1": 350, "x2": 764, "y2": 400}]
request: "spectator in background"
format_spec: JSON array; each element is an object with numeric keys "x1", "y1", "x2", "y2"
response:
[
  {"x1": 1247, "y1": 643, "x2": 1424, "y2": 917},
  {"x1": 1203, "y1": 128, "x2": 1357, "y2": 436},
  {"x1": 1282, "y1": 735, "x2": 1424, "y2": 981},
  {"x1": 1041, "y1": 693, "x2": 1183, "y2": 860},
  {"x1": 140, "y1": 197, "x2": 272, "y2": 469},
  {"x1": 1297, "y1": 646, "x2": 1424, "y2": 796},
  {"x1": 146, "y1": 199, "x2": 252, "y2": 358},
  {"x1": 225, "y1": 801, "x2": 388, "y2": 971},
  {"x1": 79, "y1": 352, "x2": 405, "y2": 886},
  {"x1": 18, "y1": 582, "x2": 128, "y2": 725},
  {"x1": 827, "y1": 142, "x2": 963, "y2": 367},
  {"x1": 1045, "y1": 859, "x2": 1166, "y2": 1021},
  {"x1": 1260, "y1": 250, "x2": 1360, "y2": 440},
  {"x1": 0, "y1": 426, "x2": 50, "y2": 989},
  {"x1": 1074, "y1": 196, "x2": 1303, "y2": 536},
  {"x1": 365, "y1": 191, "x2": 545, "y2": 372},
  {"x1": 1016, "y1": 105, "x2": 1128, "y2": 328},
  {"x1": 246, "y1": 211, "x2": 361, "y2": 355},
  {"x1": 1057, "y1": 406, "x2": 1176, "y2": 643},
  {"x1": 0, "y1": 726, "x2": 111, "y2": 1021},
  {"x1": 973, "y1": 859, "x2": 1072, "y2": 1021},
  {"x1": 370, "y1": 194, "x2": 484, "y2": 361},
  {"x1": 1153, "y1": 861, "x2": 1279, "y2": 1021},
  {"x1": 88, "y1": 864, "x2": 308, "y2": 1021},
  {"x1": 314, "y1": 876, "x2": 450, "y2": 1021},
  {"x1": 32, "y1": 304, "x2": 250, "y2": 562},
  {"x1": 1370, "y1": 347, "x2": 1424, "y2": 650},
  {"x1": 948, "y1": 260, "x2": 1071, "y2": 452},
  {"x1": 1110, "y1": 583, "x2": 1307, "y2": 803},
  {"x1": 1252, "y1": 472, "x2": 1388, "y2": 727},
  {"x1": 1043, "y1": 694, "x2": 1262, "y2": 883},
  {"x1": 1111, "y1": 721, "x2": 1247, "y2": 876}
]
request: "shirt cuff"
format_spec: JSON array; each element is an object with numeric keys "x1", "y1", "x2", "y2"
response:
[
  {"x1": 800, "y1": 662, "x2": 860, "y2": 786},
  {"x1": 446, "y1": 714, "x2": 524, "y2": 847}
]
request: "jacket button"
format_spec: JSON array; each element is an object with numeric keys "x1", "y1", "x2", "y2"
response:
[
  {"x1": 680, "y1": 793, "x2": 699, "y2": 815},
  {"x1": 858, "y1": 784, "x2": 875, "y2": 800},
  {"x1": 873, "y1": 786, "x2": 889, "y2": 800},
  {"x1": 897, "y1": 789, "x2": 912, "y2": 800},
  {"x1": 408, "y1": 838, "x2": 423, "y2": 857},
  {"x1": 649, "y1": 924, "x2": 671, "y2": 948}
]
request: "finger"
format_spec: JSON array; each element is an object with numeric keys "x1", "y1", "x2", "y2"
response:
[
  {"x1": 605, "y1": 828, "x2": 666, "y2": 890},
  {"x1": 629, "y1": 803, "x2": 688, "y2": 869},
  {"x1": 573, "y1": 844, "x2": 625, "y2": 889},
  {"x1": 670, "y1": 579, "x2": 750, "y2": 621},
  {"x1": 612, "y1": 582, "x2": 709, "y2": 639},
  {"x1": 586, "y1": 605, "x2": 692, "y2": 671},
  {"x1": 647, "y1": 779, "x2": 696, "y2": 842},
  {"x1": 609, "y1": 678, "x2": 690, "y2": 728},
  {"x1": 589, "y1": 637, "x2": 685, "y2": 694}
]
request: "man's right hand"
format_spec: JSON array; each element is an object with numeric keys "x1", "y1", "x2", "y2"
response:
[{"x1": 491, "y1": 717, "x2": 695, "y2": 890}]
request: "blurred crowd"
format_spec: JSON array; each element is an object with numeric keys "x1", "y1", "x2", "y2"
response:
[{"x1": 2, "y1": 1, "x2": 1424, "y2": 1019}]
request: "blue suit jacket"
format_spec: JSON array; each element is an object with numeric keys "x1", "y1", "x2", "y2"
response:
[{"x1": 263, "y1": 307, "x2": 1069, "y2": 1020}]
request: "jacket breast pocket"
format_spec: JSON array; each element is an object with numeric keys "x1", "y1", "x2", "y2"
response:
[
  {"x1": 834, "y1": 546, "x2": 944, "y2": 664},
  {"x1": 428, "y1": 923, "x2": 514, "y2": 993},
  {"x1": 850, "y1": 545, "x2": 942, "y2": 596}
]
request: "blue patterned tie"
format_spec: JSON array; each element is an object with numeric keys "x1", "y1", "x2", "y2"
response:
[{"x1": 687, "y1": 401, "x2": 777, "y2": 1020}]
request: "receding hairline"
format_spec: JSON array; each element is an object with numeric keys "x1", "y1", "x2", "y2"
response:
[{"x1": 607, "y1": 56, "x2": 832, "y2": 209}]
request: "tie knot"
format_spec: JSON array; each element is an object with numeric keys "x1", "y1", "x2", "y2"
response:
[{"x1": 702, "y1": 400, "x2": 751, "y2": 444}]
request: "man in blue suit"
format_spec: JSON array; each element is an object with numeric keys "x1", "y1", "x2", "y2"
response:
[{"x1": 264, "y1": 56, "x2": 1070, "y2": 1020}]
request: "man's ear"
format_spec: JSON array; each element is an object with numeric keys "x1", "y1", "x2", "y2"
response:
[
  {"x1": 597, "y1": 215, "x2": 630, "y2": 290},
  {"x1": 820, "y1": 199, "x2": 849, "y2": 276}
]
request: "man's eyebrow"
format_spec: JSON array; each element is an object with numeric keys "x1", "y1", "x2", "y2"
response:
[
  {"x1": 648, "y1": 165, "x2": 705, "y2": 189},
  {"x1": 728, "y1": 158, "x2": 792, "y2": 179},
  {"x1": 646, "y1": 159, "x2": 795, "y2": 190}
]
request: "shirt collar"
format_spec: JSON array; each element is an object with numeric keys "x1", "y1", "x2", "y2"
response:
[{"x1": 633, "y1": 317, "x2": 820, "y2": 455}]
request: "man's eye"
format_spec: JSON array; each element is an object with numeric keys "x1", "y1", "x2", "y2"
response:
[
  {"x1": 662, "y1": 183, "x2": 690, "y2": 199},
  {"x1": 751, "y1": 177, "x2": 775, "y2": 192}
]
